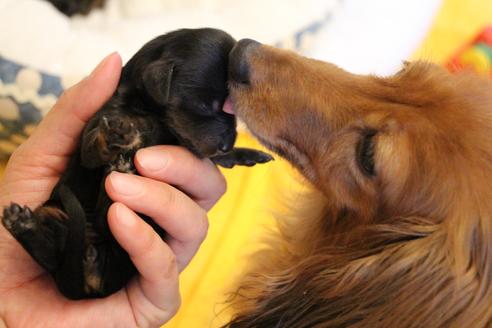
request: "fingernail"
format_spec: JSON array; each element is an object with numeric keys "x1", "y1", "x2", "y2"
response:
[
  {"x1": 89, "y1": 52, "x2": 119, "y2": 77},
  {"x1": 108, "y1": 172, "x2": 142, "y2": 196},
  {"x1": 136, "y1": 148, "x2": 168, "y2": 172},
  {"x1": 115, "y1": 203, "x2": 136, "y2": 227}
]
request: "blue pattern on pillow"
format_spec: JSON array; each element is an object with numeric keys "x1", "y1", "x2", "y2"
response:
[
  {"x1": 0, "y1": 56, "x2": 62, "y2": 157},
  {"x1": 39, "y1": 75, "x2": 64, "y2": 97}
]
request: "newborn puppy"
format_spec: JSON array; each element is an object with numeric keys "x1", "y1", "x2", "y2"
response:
[{"x1": 1, "y1": 28, "x2": 272, "y2": 300}]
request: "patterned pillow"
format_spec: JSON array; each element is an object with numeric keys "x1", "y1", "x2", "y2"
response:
[{"x1": 0, "y1": 56, "x2": 63, "y2": 158}]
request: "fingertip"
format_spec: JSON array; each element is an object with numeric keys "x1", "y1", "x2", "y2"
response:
[
  {"x1": 107, "y1": 202, "x2": 137, "y2": 236},
  {"x1": 110, "y1": 51, "x2": 122, "y2": 66},
  {"x1": 108, "y1": 202, "x2": 158, "y2": 261},
  {"x1": 90, "y1": 52, "x2": 122, "y2": 81},
  {"x1": 85, "y1": 51, "x2": 122, "y2": 96},
  {"x1": 107, "y1": 202, "x2": 119, "y2": 231},
  {"x1": 104, "y1": 172, "x2": 116, "y2": 199},
  {"x1": 135, "y1": 147, "x2": 170, "y2": 174}
]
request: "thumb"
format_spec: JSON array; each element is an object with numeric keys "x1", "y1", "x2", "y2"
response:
[{"x1": 21, "y1": 52, "x2": 122, "y2": 158}]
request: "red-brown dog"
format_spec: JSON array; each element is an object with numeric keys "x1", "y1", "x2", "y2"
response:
[{"x1": 224, "y1": 39, "x2": 492, "y2": 327}]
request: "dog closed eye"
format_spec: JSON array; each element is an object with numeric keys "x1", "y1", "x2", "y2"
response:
[{"x1": 356, "y1": 130, "x2": 377, "y2": 176}]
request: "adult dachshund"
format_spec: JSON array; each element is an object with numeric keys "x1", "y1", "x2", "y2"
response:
[{"x1": 225, "y1": 39, "x2": 492, "y2": 327}]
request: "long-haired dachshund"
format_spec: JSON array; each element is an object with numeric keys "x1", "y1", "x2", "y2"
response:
[
  {"x1": 1, "y1": 29, "x2": 272, "y2": 300},
  {"x1": 224, "y1": 39, "x2": 492, "y2": 327}
]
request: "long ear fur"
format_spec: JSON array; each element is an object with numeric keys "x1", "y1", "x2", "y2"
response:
[{"x1": 224, "y1": 196, "x2": 492, "y2": 327}]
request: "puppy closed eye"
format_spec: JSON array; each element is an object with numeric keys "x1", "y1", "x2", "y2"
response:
[
  {"x1": 356, "y1": 130, "x2": 377, "y2": 176},
  {"x1": 192, "y1": 99, "x2": 223, "y2": 116}
]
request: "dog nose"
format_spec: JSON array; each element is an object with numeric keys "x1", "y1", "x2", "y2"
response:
[{"x1": 229, "y1": 38, "x2": 261, "y2": 84}]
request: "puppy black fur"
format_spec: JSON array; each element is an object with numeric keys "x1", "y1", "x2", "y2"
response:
[{"x1": 1, "y1": 28, "x2": 272, "y2": 299}]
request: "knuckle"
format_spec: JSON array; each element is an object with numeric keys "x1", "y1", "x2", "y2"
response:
[
  {"x1": 162, "y1": 250, "x2": 178, "y2": 279},
  {"x1": 165, "y1": 251, "x2": 178, "y2": 270},
  {"x1": 133, "y1": 225, "x2": 156, "y2": 257},
  {"x1": 183, "y1": 209, "x2": 209, "y2": 243},
  {"x1": 193, "y1": 210, "x2": 209, "y2": 242},
  {"x1": 161, "y1": 184, "x2": 177, "y2": 207}
]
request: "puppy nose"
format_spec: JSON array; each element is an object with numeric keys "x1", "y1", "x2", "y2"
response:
[
  {"x1": 229, "y1": 38, "x2": 261, "y2": 84},
  {"x1": 219, "y1": 136, "x2": 235, "y2": 153}
]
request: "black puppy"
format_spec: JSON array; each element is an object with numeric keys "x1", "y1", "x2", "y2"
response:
[{"x1": 1, "y1": 28, "x2": 272, "y2": 299}]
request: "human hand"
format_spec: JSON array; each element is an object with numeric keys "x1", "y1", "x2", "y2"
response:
[{"x1": 0, "y1": 53, "x2": 226, "y2": 327}]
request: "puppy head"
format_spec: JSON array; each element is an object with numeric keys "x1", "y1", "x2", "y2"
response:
[
  {"x1": 127, "y1": 28, "x2": 237, "y2": 157},
  {"x1": 227, "y1": 40, "x2": 492, "y2": 227}
]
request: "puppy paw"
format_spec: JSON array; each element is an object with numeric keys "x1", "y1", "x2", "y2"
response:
[
  {"x1": 247, "y1": 151, "x2": 275, "y2": 164},
  {"x1": 83, "y1": 244, "x2": 103, "y2": 294},
  {"x1": 211, "y1": 148, "x2": 274, "y2": 168},
  {"x1": 108, "y1": 154, "x2": 136, "y2": 174},
  {"x1": 101, "y1": 115, "x2": 143, "y2": 152},
  {"x1": 2, "y1": 203, "x2": 36, "y2": 234}
]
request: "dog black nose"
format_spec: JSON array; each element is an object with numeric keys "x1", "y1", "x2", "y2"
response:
[{"x1": 229, "y1": 38, "x2": 261, "y2": 84}]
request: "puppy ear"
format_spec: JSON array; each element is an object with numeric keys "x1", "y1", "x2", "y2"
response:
[{"x1": 142, "y1": 60, "x2": 175, "y2": 105}]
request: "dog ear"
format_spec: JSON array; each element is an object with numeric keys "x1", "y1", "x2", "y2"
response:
[{"x1": 142, "y1": 60, "x2": 175, "y2": 105}]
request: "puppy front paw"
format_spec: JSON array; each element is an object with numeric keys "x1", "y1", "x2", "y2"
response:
[
  {"x1": 101, "y1": 115, "x2": 143, "y2": 153},
  {"x1": 211, "y1": 148, "x2": 274, "y2": 168},
  {"x1": 2, "y1": 203, "x2": 36, "y2": 234},
  {"x1": 82, "y1": 114, "x2": 144, "y2": 168}
]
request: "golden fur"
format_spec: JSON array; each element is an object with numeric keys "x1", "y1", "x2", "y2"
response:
[{"x1": 225, "y1": 44, "x2": 492, "y2": 327}]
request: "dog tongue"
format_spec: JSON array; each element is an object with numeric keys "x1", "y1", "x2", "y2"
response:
[{"x1": 223, "y1": 97, "x2": 235, "y2": 115}]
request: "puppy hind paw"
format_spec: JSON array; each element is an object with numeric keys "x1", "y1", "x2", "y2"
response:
[
  {"x1": 83, "y1": 244, "x2": 103, "y2": 294},
  {"x1": 2, "y1": 203, "x2": 36, "y2": 233}
]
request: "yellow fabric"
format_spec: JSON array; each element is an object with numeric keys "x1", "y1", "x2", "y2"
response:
[
  {"x1": 1, "y1": 1, "x2": 492, "y2": 326},
  {"x1": 412, "y1": 0, "x2": 492, "y2": 63}
]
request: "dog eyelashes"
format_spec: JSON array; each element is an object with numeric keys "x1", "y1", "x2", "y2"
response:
[{"x1": 356, "y1": 130, "x2": 377, "y2": 176}]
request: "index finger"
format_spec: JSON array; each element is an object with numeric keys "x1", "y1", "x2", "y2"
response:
[{"x1": 134, "y1": 146, "x2": 226, "y2": 210}]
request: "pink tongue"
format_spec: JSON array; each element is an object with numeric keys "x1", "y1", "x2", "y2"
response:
[{"x1": 223, "y1": 97, "x2": 235, "y2": 115}]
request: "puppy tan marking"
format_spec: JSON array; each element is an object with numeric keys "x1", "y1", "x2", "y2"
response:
[{"x1": 83, "y1": 245, "x2": 102, "y2": 294}]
